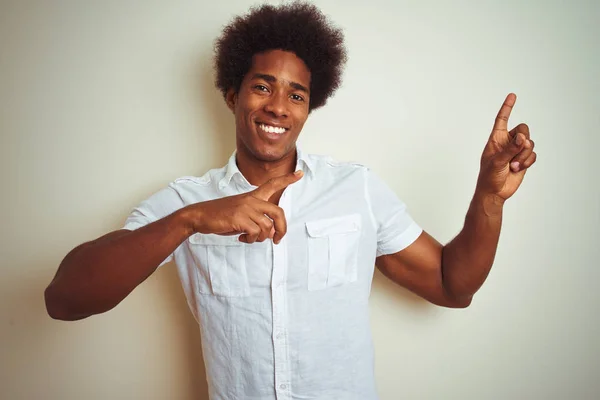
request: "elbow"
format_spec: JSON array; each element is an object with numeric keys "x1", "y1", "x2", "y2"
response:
[
  {"x1": 445, "y1": 295, "x2": 472, "y2": 309},
  {"x1": 44, "y1": 284, "x2": 90, "y2": 321},
  {"x1": 427, "y1": 289, "x2": 473, "y2": 309},
  {"x1": 44, "y1": 285, "x2": 72, "y2": 320},
  {"x1": 440, "y1": 284, "x2": 473, "y2": 309},
  {"x1": 441, "y1": 278, "x2": 474, "y2": 309}
]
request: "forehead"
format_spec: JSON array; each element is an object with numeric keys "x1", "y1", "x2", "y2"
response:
[{"x1": 247, "y1": 49, "x2": 311, "y2": 87}]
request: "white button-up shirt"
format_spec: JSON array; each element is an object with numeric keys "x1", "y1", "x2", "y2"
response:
[{"x1": 123, "y1": 148, "x2": 422, "y2": 400}]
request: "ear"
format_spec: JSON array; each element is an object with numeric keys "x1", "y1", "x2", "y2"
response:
[{"x1": 225, "y1": 88, "x2": 237, "y2": 113}]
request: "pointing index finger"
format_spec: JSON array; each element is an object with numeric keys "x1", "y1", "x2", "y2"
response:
[
  {"x1": 493, "y1": 93, "x2": 517, "y2": 132},
  {"x1": 254, "y1": 170, "x2": 304, "y2": 201}
]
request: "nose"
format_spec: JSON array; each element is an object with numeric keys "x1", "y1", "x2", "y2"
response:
[{"x1": 263, "y1": 91, "x2": 288, "y2": 118}]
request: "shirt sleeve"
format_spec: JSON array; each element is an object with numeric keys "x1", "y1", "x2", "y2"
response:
[
  {"x1": 365, "y1": 169, "x2": 423, "y2": 257},
  {"x1": 122, "y1": 184, "x2": 185, "y2": 267}
]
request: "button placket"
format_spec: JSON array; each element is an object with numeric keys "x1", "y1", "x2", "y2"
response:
[{"x1": 272, "y1": 190, "x2": 292, "y2": 399}]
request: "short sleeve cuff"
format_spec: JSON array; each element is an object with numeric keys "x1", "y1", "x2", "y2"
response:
[
  {"x1": 122, "y1": 219, "x2": 145, "y2": 231},
  {"x1": 376, "y1": 221, "x2": 423, "y2": 257}
]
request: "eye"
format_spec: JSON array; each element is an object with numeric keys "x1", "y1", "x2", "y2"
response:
[
  {"x1": 290, "y1": 94, "x2": 305, "y2": 102},
  {"x1": 254, "y1": 84, "x2": 269, "y2": 92}
]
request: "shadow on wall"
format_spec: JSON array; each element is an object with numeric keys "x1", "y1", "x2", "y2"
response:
[
  {"x1": 158, "y1": 263, "x2": 210, "y2": 400},
  {"x1": 372, "y1": 267, "x2": 434, "y2": 311},
  {"x1": 196, "y1": 49, "x2": 236, "y2": 166},
  {"x1": 169, "y1": 49, "x2": 240, "y2": 400},
  {"x1": 145, "y1": 48, "x2": 239, "y2": 400},
  {"x1": 8, "y1": 259, "x2": 210, "y2": 399}
]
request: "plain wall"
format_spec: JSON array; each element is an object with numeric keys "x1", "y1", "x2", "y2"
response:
[{"x1": 1, "y1": 0, "x2": 598, "y2": 399}]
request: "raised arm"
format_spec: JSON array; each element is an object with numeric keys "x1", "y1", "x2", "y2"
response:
[{"x1": 376, "y1": 94, "x2": 537, "y2": 308}]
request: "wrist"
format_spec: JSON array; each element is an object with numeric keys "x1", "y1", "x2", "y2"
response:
[
  {"x1": 472, "y1": 190, "x2": 504, "y2": 218},
  {"x1": 174, "y1": 206, "x2": 198, "y2": 237}
]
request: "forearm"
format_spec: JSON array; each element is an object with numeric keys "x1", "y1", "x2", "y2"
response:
[
  {"x1": 441, "y1": 192, "x2": 504, "y2": 299},
  {"x1": 45, "y1": 209, "x2": 193, "y2": 320}
]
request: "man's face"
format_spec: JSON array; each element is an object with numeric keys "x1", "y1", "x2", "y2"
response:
[{"x1": 227, "y1": 49, "x2": 311, "y2": 163}]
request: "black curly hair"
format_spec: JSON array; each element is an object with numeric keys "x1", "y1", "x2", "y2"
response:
[{"x1": 213, "y1": 2, "x2": 347, "y2": 112}]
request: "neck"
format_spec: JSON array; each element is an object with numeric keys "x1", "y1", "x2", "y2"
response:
[{"x1": 235, "y1": 145, "x2": 297, "y2": 187}]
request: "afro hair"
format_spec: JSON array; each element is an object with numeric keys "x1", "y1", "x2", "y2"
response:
[{"x1": 213, "y1": 1, "x2": 347, "y2": 111}]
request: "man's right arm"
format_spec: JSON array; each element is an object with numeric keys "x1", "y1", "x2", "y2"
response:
[
  {"x1": 44, "y1": 170, "x2": 303, "y2": 321},
  {"x1": 44, "y1": 209, "x2": 193, "y2": 321}
]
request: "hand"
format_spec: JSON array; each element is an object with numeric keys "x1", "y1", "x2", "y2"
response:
[
  {"x1": 477, "y1": 93, "x2": 537, "y2": 201},
  {"x1": 184, "y1": 170, "x2": 303, "y2": 244}
]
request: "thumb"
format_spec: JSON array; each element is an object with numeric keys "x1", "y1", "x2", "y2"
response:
[{"x1": 494, "y1": 132, "x2": 526, "y2": 166}]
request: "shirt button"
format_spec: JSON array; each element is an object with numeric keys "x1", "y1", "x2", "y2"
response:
[
  {"x1": 280, "y1": 384, "x2": 287, "y2": 390},
  {"x1": 276, "y1": 333, "x2": 284, "y2": 339}
]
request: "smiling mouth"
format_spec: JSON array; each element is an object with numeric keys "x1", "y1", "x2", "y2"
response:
[{"x1": 257, "y1": 123, "x2": 288, "y2": 135}]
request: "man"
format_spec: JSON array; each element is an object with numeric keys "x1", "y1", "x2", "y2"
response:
[{"x1": 44, "y1": 2, "x2": 537, "y2": 399}]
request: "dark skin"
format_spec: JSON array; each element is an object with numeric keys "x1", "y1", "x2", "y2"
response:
[
  {"x1": 377, "y1": 95, "x2": 536, "y2": 307},
  {"x1": 226, "y1": 49, "x2": 312, "y2": 202},
  {"x1": 44, "y1": 49, "x2": 536, "y2": 320},
  {"x1": 43, "y1": 50, "x2": 308, "y2": 320}
]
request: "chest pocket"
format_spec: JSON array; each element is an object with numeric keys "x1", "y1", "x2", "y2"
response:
[
  {"x1": 305, "y1": 214, "x2": 362, "y2": 291},
  {"x1": 188, "y1": 233, "x2": 249, "y2": 297}
]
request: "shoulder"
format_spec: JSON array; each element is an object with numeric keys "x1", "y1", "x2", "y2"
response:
[
  {"x1": 306, "y1": 153, "x2": 370, "y2": 175},
  {"x1": 170, "y1": 165, "x2": 226, "y2": 189},
  {"x1": 172, "y1": 174, "x2": 212, "y2": 186},
  {"x1": 161, "y1": 165, "x2": 228, "y2": 204}
]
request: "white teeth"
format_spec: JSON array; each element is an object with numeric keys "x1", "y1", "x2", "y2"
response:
[{"x1": 259, "y1": 123, "x2": 286, "y2": 135}]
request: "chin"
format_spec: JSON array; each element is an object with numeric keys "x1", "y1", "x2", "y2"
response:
[
  {"x1": 247, "y1": 140, "x2": 294, "y2": 162},
  {"x1": 253, "y1": 146, "x2": 288, "y2": 162}
]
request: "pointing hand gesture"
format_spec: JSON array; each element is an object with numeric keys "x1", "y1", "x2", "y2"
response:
[
  {"x1": 477, "y1": 93, "x2": 537, "y2": 201},
  {"x1": 185, "y1": 170, "x2": 304, "y2": 244}
]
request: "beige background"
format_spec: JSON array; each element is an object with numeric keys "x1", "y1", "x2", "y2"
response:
[{"x1": 1, "y1": 0, "x2": 599, "y2": 399}]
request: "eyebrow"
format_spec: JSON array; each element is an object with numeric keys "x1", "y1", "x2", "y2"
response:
[{"x1": 251, "y1": 73, "x2": 310, "y2": 94}]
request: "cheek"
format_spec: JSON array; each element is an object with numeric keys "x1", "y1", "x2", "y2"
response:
[
  {"x1": 240, "y1": 93, "x2": 263, "y2": 114},
  {"x1": 293, "y1": 111, "x2": 309, "y2": 130},
  {"x1": 235, "y1": 100, "x2": 256, "y2": 127}
]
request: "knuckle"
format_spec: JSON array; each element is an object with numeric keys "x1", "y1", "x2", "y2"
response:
[
  {"x1": 260, "y1": 216, "x2": 273, "y2": 229},
  {"x1": 275, "y1": 210, "x2": 286, "y2": 225},
  {"x1": 518, "y1": 148, "x2": 532, "y2": 159},
  {"x1": 524, "y1": 152, "x2": 537, "y2": 167}
]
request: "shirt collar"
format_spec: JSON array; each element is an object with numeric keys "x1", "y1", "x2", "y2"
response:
[{"x1": 218, "y1": 146, "x2": 315, "y2": 190}]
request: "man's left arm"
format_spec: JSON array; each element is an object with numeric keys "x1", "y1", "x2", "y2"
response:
[{"x1": 377, "y1": 93, "x2": 537, "y2": 308}]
